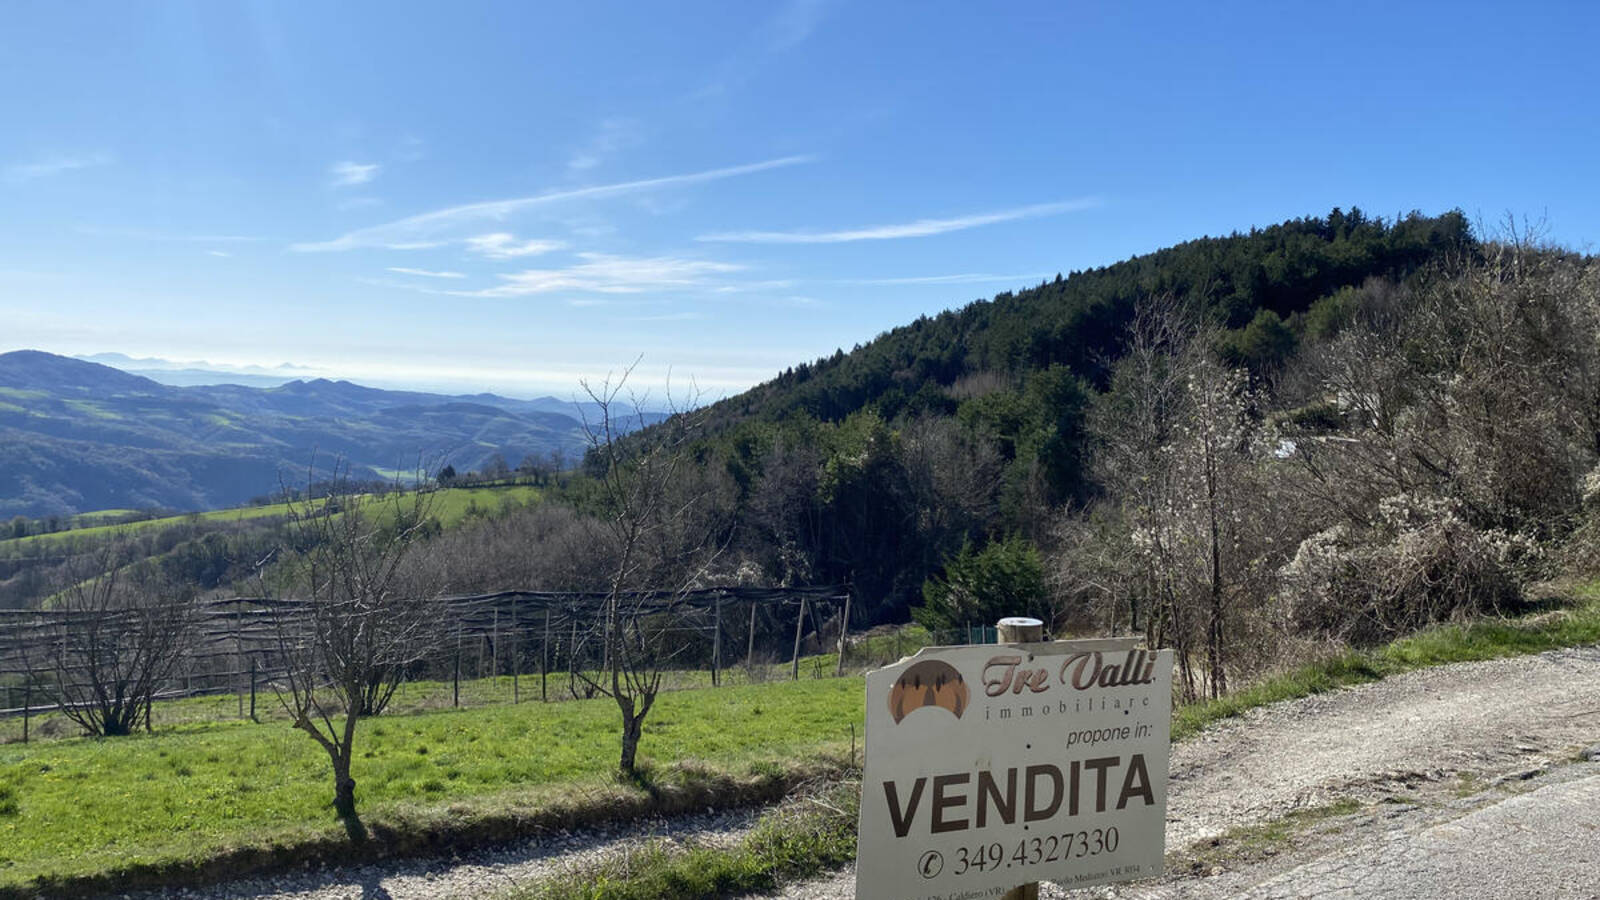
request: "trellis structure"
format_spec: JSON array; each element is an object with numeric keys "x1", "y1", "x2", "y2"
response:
[{"x1": 0, "y1": 585, "x2": 850, "y2": 737}]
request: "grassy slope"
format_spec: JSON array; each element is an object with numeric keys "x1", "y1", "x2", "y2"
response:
[
  {"x1": 0, "y1": 485, "x2": 541, "y2": 551},
  {"x1": 0, "y1": 678, "x2": 860, "y2": 891}
]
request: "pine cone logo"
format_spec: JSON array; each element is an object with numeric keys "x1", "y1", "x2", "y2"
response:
[{"x1": 888, "y1": 660, "x2": 969, "y2": 723}]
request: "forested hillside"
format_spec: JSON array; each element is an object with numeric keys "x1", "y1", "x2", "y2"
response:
[
  {"x1": 645, "y1": 211, "x2": 1473, "y2": 614},
  {"x1": 527, "y1": 208, "x2": 1600, "y2": 699}
]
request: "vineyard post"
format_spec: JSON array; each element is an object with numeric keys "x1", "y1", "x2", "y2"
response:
[
  {"x1": 249, "y1": 656, "x2": 257, "y2": 721},
  {"x1": 512, "y1": 605, "x2": 520, "y2": 704},
  {"x1": 21, "y1": 677, "x2": 29, "y2": 743},
  {"x1": 745, "y1": 601, "x2": 757, "y2": 668},
  {"x1": 541, "y1": 607, "x2": 551, "y2": 703},
  {"x1": 791, "y1": 595, "x2": 806, "y2": 680},
  {"x1": 711, "y1": 598, "x2": 722, "y2": 687},
  {"x1": 236, "y1": 605, "x2": 245, "y2": 718},
  {"x1": 835, "y1": 591, "x2": 852, "y2": 677}
]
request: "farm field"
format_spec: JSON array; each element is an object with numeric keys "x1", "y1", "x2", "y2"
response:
[{"x1": 0, "y1": 676, "x2": 862, "y2": 893}]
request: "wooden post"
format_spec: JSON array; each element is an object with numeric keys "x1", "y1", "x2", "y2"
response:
[
  {"x1": 541, "y1": 608, "x2": 551, "y2": 703},
  {"x1": 249, "y1": 657, "x2": 257, "y2": 721},
  {"x1": 21, "y1": 679, "x2": 29, "y2": 744},
  {"x1": 492, "y1": 608, "x2": 500, "y2": 690},
  {"x1": 711, "y1": 600, "x2": 722, "y2": 687},
  {"x1": 236, "y1": 606, "x2": 245, "y2": 719},
  {"x1": 568, "y1": 617, "x2": 578, "y2": 684},
  {"x1": 997, "y1": 616, "x2": 1044, "y2": 900},
  {"x1": 791, "y1": 596, "x2": 807, "y2": 680},
  {"x1": 834, "y1": 592, "x2": 853, "y2": 677},
  {"x1": 745, "y1": 602, "x2": 757, "y2": 668},
  {"x1": 512, "y1": 606, "x2": 520, "y2": 704}
]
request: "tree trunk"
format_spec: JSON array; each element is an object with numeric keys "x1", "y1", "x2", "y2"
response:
[
  {"x1": 618, "y1": 706, "x2": 643, "y2": 775},
  {"x1": 332, "y1": 756, "x2": 358, "y2": 818}
]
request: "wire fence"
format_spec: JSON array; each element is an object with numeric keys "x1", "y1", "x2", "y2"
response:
[{"x1": 0, "y1": 585, "x2": 853, "y2": 741}]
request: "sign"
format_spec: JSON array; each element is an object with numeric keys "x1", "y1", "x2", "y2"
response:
[{"x1": 856, "y1": 638, "x2": 1172, "y2": 899}]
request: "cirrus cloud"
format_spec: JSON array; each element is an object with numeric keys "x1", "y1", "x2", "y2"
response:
[
  {"x1": 697, "y1": 198, "x2": 1099, "y2": 244},
  {"x1": 462, "y1": 253, "x2": 744, "y2": 297}
]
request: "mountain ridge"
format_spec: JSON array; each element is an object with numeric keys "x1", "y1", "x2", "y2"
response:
[{"x1": 0, "y1": 351, "x2": 652, "y2": 518}]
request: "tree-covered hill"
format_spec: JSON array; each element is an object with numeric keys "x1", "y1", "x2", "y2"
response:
[
  {"x1": 627, "y1": 209, "x2": 1482, "y2": 625},
  {"x1": 710, "y1": 208, "x2": 1472, "y2": 429}
]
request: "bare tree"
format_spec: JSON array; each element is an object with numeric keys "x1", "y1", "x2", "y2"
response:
[
  {"x1": 575, "y1": 363, "x2": 724, "y2": 776},
  {"x1": 265, "y1": 467, "x2": 438, "y2": 818},
  {"x1": 43, "y1": 545, "x2": 196, "y2": 736}
]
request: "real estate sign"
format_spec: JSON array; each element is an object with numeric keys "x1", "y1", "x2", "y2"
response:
[{"x1": 856, "y1": 638, "x2": 1172, "y2": 899}]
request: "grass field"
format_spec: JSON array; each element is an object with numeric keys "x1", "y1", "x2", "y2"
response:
[
  {"x1": 0, "y1": 656, "x2": 845, "y2": 744},
  {"x1": 0, "y1": 485, "x2": 543, "y2": 551},
  {"x1": 0, "y1": 677, "x2": 861, "y2": 893}
]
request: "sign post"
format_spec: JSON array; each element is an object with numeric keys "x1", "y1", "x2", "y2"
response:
[{"x1": 855, "y1": 626, "x2": 1172, "y2": 900}]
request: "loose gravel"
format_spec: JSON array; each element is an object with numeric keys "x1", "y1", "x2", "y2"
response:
[{"x1": 115, "y1": 806, "x2": 764, "y2": 900}]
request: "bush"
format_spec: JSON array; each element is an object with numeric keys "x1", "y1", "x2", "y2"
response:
[
  {"x1": 1279, "y1": 494, "x2": 1532, "y2": 643},
  {"x1": 912, "y1": 535, "x2": 1049, "y2": 633}
]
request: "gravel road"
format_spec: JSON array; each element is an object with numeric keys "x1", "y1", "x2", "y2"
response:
[
  {"x1": 117, "y1": 806, "x2": 764, "y2": 900},
  {"x1": 775, "y1": 645, "x2": 1600, "y2": 899}
]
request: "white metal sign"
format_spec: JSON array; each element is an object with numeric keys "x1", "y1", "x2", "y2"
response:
[{"x1": 856, "y1": 639, "x2": 1172, "y2": 899}]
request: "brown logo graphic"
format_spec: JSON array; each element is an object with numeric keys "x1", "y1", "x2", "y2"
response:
[{"x1": 888, "y1": 660, "x2": 969, "y2": 723}]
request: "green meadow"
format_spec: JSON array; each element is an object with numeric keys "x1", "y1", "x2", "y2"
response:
[{"x1": 0, "y1": 677, "x2": 862, "y2": 892}]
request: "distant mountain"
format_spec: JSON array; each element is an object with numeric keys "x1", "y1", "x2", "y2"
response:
[{"x1": 0, "y1": 351, "x2": 661, "y2": 517}]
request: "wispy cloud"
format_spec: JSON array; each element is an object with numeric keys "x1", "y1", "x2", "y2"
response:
[
  {"x1": 623, "y1": 311, "x2": 706, "y2": 323},
  {"x1": 291, "y1": 155, "x2": 814, "y2": 252},
  {"x1": 568, "y1": 117, "x2": 641, "y2": 172},
  {"x1": 699, "y1": 198, "x2": 1099, "y2": 244},
  {"x1": 461, "y1": 253, "x2": 743, "y2": 297},
  {"x1": 387, "y1": 267, "x2": 466, "y2": 279},
  {"x1": 330, "y1": 161, "x2": 380, "y2": 187},
  {"x1": 693, "y1": 0, "x2": 833, "y2": 99},
  {"x1": 5, "y1": 152, "x2": 113, "y2": 183},
  {"x1": 464, "y1": 233, "x2": 567, "y2": 259},
  {"x1": 839, "y1": 272, "x2": 1052, "y2": 286},
  {"x1": 769, "y1": 0, "x2": 831, "y2": 50},
  {"x1": 207, "y1": 250, "x2": 232, "y2": 258}
]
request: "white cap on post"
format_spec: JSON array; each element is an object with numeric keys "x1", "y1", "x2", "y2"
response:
[
  {"x1": 997, "y1": 616, "x2": 1044, "y2": 629},
  {"x1": 996, "y1": 616, "x2": 1044, "y2": 643}
]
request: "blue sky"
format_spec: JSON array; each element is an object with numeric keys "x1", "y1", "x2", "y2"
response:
[{"x1": 4, "y1": 0, "x2": 1599, "y2": 399}]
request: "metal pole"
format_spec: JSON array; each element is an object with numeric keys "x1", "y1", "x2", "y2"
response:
[
  {"x1": 998, "y1": 616, "x2": 1045, "y2": 900},
  {"x1": 791, "y1": 596, "x2": 807, "y2": 681}
]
